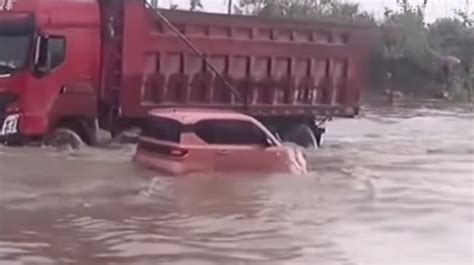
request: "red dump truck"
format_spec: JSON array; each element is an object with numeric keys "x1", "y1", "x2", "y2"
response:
[{"x1": 0, "y1": 0, "x2": 375, "y2": 147}]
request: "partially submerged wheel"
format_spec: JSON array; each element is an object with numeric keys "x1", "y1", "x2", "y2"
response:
[
  {"x1": 1, "y1": 134, "x2": 25, "y2": 147},
  {"x1": 111, "y1": 127, "x2": 142, "y2": 145},
  {"x1": 312, "y1": 126, "x2": 325, "y2": 147},
  {"x1": 43, "y1": 128, "x2": 84, "y2": 150},
  {"x1": 281, "y1": 124, "x2": 318, "y2": 149}
]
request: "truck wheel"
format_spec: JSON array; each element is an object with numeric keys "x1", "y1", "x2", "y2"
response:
[
  {"x1": 311, "y1": 126, "x2": 325, "y2": 147},
  {"x1": 281, "y1": 124, "x2": 317, "y2": 149},
  {"x1": 111, "y1": 127, "x2": 142, "y2": 145},
  {"x1": 1, "y1": 134, "x2": 25, "y2": 147},
  {"x1": 43, "y1": 128, "x2": 84, "y2": 150}
]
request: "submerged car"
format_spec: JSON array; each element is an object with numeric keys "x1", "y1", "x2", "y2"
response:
[{"x1": 133, "y1": 109, "x2": 307, "y2": 175}]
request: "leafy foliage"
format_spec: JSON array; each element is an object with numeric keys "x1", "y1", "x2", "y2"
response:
[
  {"x1": 236, "y1": 0, "x2": 375, "y2": 24},
  {"x1": 190, "y1": 0, "x2": 473, "y2": 100},
  {"x1": 377, "y1": 0, "x2": 473, "y2": 99},
  {"x1": 189, "y1": 0, "x2": 203, "y2": 11}
]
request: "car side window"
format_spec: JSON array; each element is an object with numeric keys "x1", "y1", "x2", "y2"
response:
[
  {"x1": 142, "y1": 117, "x2": 183, "y2": 143},
  {"x1": 194, "y1": 119, "x2": 268, "y2": 146}
]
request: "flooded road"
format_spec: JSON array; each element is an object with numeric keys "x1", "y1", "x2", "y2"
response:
[{"x1": 0, "y1": 106, "x2": 473, "y2": 265}]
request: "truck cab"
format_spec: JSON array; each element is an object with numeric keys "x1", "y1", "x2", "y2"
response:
[{"x1": 0, "y1": 0, "x2": 101, "y2": 144}]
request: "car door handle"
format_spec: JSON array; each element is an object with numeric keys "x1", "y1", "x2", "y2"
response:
[{"x1": 218, "y1": 150, "x2": 230, "y2": 155}]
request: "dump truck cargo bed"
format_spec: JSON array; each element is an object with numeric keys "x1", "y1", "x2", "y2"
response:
[{"x1": 116, "y1": 6, "x2": 376, "y2": 119}]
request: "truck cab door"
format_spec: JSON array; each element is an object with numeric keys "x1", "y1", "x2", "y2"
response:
[
  {"x1": 28, "y1": 33, "x2": 98, "y2": 135},
  {"x1": 18, "y1": 35, "x2": 68, "y2": 135}
]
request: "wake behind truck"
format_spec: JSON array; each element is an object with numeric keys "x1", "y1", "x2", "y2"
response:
[{"x1": 0, "y1": 0, "x2": 375, "y2": 148}]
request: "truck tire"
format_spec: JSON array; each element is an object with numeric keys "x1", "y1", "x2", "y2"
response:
[
  {"x1": 281, "y1": 124, "x2": 317, "y2": 149},
  {"x1": 82, "y1": 119, "x2": 96, "y2": 145},
  {"x1": 1, "y1": 134, "x2": 25, "y2": 147},
  {"x1": 43, "y1": 128, "x2": 84, "y2": 150},
  {"x1": 111, "y1": 127, "x2": 142, "y2": 144}
]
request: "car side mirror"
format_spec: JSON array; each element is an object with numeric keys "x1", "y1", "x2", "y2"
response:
[{"x1": 33, "y1": 36, "x2": 52, "y2": 75}]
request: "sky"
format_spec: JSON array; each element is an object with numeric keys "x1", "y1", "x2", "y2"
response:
[{"x1": 152, "y1": 0, "x2": 472, "y2": 22}]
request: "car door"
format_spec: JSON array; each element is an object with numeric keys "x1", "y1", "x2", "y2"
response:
[{"x1": 194, "y1": 119, "x2": 283, "y2": 173}]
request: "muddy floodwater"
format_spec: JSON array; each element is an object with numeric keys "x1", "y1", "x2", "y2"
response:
[{"x1": 0, "y1": 105, "x2": 473, "y2": 265}]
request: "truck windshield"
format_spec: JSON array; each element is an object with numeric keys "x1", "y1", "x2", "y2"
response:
[
  {"x1": 0, "y1": 34, "x2": 30, "y2": 75},
  {"x1": 0, "y1": 15, "x2": 34, "y2": 75}
]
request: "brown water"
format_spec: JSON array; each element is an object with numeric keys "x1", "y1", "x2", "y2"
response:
[{"x1": 0, "y1": 106, "x2": 473, "y2": 265}]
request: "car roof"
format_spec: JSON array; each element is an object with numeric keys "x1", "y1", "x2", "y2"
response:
[{"x1": 148, "y1": 108, "x2": 256, "y2": 124}]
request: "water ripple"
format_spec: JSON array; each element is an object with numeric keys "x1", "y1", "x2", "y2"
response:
[{"x1": 0, "y1": 106, "x2": 473, "y2": 264}]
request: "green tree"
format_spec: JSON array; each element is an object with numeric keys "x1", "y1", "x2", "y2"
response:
[
  {"x1": 427, "y1": 1, "x2": 473, "y2": 100},
  {"x1": 234, "y1": 0, "x2": 471, "y2": 101},
  {"x1": 373, "y1": 0, "x2": 470, "y2": 100},
  {"x1": 236, "y1": 0, "x2": 374, "y2": 24}
]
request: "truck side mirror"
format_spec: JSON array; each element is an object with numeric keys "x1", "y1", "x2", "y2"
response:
[{"x1": 34, "y1": 36, "x2": 52, "y2": 75}]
